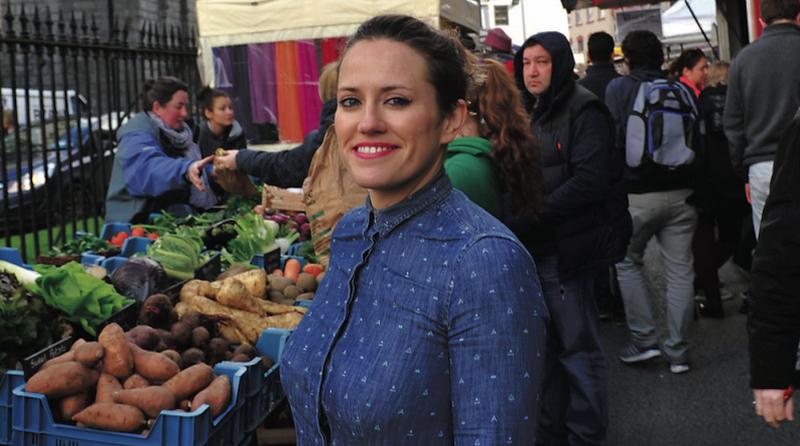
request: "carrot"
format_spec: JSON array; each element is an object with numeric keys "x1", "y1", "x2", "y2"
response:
[
  {"x1": 58, "y1": 388, "x2": 93, "y2": 422},
  {"x1": 73, "y1": 341, "x2": 104, "y2": 368},
  {"x1": 284, "y1": 259, "x2": 301, "y2": 282},
  {"x1": 25, "y1": 362, "x2": 99, "y2": 398},
  {"x1": 96, "y1": 373, "x2": 122, "y2": 403},
  {"x1": 161, "y1": 363, "x2": 214, "y2": 401},
  {"x1": 123, "y1": 374, "x2": 150, "y2": 390},
  {"x1": 302, "y1": 263, "x2": 324, "y2": 277},
  {"x1": 98, "y1": 323, "x2": 134, "y2": 379},
  {"x1": 130, "y1": 344, "x2": 180, "y2": 382},
  {"x1": 73, "y1": 403, "x2": 145, "y2": 433},
  {"x1": 113, "y1": 386, "x2": 176, "y2": 418},
  {"x1": 190, "y1": 375, "x2": 231, "y2": 418}
]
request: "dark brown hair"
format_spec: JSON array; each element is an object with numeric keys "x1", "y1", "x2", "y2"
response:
[
  {"x1": 761, "y1": 0, "x2": 800, "y2": 24},
  {"x1": 342, "y1": 14, "x2": 467, "y2": 117}
]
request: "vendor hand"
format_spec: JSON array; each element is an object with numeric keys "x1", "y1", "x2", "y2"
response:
[
  {"x1": 187, "y1": 155, "x2": 215, "y2": 192},
  {"x1": 754, "y1": 388, "x2": 794, "y2": 428},
  {"x1": 215, "y1": 149, "x2": 239, "y2": 170}
]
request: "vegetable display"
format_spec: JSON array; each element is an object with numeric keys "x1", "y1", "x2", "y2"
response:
[
  {"x1": 23, "y1": 323, "x2": 235, "y2": 434},
  {"x1": 26, "y1": 262, "x2": 133, "y2": 337}
]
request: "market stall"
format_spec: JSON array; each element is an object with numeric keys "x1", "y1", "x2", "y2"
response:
[{"x1": 195, "y1": 0, "x2": 480, "y2": 143}]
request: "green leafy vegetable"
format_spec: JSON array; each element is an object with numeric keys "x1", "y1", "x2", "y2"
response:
[
  {"x1": 222, "y1": 213, "x2": 281, "y2": 265},
  {"x1": 146, "y1": 234, "x2": 207, "y2": 280},
  {"x1": 26, "y1": 262, "x2": 133, "y2": 337},
  {"x1": 47, "y1": 234, "x2": 114, "y2": 256}
]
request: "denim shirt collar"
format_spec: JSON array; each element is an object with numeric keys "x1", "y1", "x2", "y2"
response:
[{"x1": 363, "y1": 169, "x2": 452, "y2": 237}]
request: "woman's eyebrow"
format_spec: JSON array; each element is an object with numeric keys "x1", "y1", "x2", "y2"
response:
[{"x1": 338, "y1": 85, "x2": 411, "y2": 94}]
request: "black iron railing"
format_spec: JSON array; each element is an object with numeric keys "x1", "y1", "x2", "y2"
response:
[{"x1": 0, "y1": 5, "x2": 199, "y2": 260}]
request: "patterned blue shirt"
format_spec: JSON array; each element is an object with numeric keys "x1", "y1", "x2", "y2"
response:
[{"x1": 281, "y1": 172, "x2": 549, "y2": 445}]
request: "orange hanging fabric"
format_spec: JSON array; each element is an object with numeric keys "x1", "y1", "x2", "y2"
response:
[{"x1": 275, "y1": 41, "x2": 304, "y2": 142}]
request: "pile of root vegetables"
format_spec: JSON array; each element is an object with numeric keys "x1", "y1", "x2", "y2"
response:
[
  {"x1": 24, "y1": 323, "x2": 232, "y2": 434},
  {"x1": 175, "y1": 268, "x2": 314, "y2": 345}
]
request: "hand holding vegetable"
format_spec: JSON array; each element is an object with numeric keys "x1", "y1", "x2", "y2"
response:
[{"x1": 214, "y1": 149, "x2": 238, "y2": 170}]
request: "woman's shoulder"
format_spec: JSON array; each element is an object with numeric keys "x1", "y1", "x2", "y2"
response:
[
  {"x1": 118, "y1": 112, "x2": 157, "y2": 138},
  {"x1": 435, "y1": 189, "x2": 523, "y2": 249}
]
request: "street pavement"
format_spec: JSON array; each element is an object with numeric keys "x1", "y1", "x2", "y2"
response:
[{"x1": 602, "y1": 242, "x2": 800, "y2": 446}]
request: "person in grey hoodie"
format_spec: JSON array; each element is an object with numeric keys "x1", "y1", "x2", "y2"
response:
[{"x1": 724, "y1": 0, "x2": 800, "y2": 238}]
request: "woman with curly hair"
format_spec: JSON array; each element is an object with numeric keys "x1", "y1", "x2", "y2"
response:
[{"x1": 446, "y1": 51, "x2": 544, "y2": 217}]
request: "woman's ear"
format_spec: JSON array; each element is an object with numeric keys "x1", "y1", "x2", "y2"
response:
[{"x1": 439, "y1": 99, "x2": 468, "y2": 145}]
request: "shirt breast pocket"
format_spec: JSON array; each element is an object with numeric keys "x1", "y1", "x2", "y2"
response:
[{"x1": 365, "y1": 258, "x2": 445, "y2": 328}]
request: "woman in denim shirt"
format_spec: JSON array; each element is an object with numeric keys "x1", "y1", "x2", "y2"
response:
[{"x1": 281, "y1": 15, "x2": 549, "y2": 445}]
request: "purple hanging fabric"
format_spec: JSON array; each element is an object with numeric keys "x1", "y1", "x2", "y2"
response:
[
  {"x1": 296, "y1": 40, "x2": 322, "y2": 135},
  {"x1": 212, "y1": 47, "x2": 234, "y2": 90},
  {"x1": 247, "y1": 43, "x2": 278, "y2": 125}
]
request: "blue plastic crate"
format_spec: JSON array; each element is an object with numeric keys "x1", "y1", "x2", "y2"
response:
[
  {"x1": 100, "y1": 256, "x2": 128, "y2": 275},
  {"x1": 219, "y1": 356, "x2": 263, "y2": 436},
  {"x1": 0, "y1": 248, "x2": 33, "y2": 270},
  {"x1": 11, "y1": 362, "x2": 248, "y2": 446},
  {"x1": 99, "y1": 223, "x2": 132, "y2": 240},
  {"x1": 285, "y1": 242, "x2": 304, "y2": 257},
  {"x1": 253, "y1": 329, "x2": 291, "y2": 429},
  {"x1": 80, "y1": 252, "x2": 106, "y2": 266},
  {"x1": 120, "y1": 237, "x2": 153, "y2": 257},
  {"x1": 1, "y1": 371, "x2": 24, "y2": 446}
]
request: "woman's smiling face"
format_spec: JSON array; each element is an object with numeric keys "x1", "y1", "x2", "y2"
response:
[{"x1": 335, "y1": 38, "x2": 465, "y2": 209}]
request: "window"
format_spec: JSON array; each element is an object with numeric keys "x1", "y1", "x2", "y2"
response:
[
  {"x1": 575, "y1": 10, "x2": 582, "y2": 26},
  {"x1": 494, "y1": 5, "x2": 509, "y2": 26},
  {"x1": 587, "y1": 8, "x2": 594, "y2": 23},
  {"x1": 577, "y1": 35, "x2": 585, "y2": 53},
  {"x1": 599, "y1": 8, "x2": 606, "y2": 20}
]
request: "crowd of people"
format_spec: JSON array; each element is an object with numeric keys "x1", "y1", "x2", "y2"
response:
[{"x1": 101, "y1": 0, "x2": 800, "y2": 442}]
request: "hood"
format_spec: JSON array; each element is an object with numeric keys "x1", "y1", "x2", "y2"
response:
[
  {"x1": 228, "y1": 119, "x2": 244, "y2": 139},
  {"x1": 447, "y1": 136, "x2": 492, "y2": 157},
  {"x1": 514, "y1": 32, "x2": 575, "y2": 120}
]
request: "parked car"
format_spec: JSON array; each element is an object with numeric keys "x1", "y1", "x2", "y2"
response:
[{"x1": 0, "y1": 112, "x2": 129, "y2": 233}]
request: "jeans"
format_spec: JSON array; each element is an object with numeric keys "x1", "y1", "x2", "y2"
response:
[
  {"x1": 536, "y1": 255, "x2": 608, "y2": 446},
  {"x1": 748, "y1": 161, "x2": 774, "y2": 239},
  {"x1": 617, "y1": 189, "x2": 698, "y2": 364}
]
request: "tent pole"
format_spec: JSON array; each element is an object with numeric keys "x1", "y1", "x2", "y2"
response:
[{"x1": 685, "y1": 0, "x2": 719, "y2": 60}]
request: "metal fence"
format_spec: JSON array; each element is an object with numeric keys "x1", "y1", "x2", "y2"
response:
[{"x1": 0, "y1": 4, "x2": 199, "y2": 261}]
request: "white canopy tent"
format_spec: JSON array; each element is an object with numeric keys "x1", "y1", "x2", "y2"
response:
[
  {"x1": 661, "y1": 0, "x2": 717, "y2": 44},
  {"x1": 196, "y1": 0, "x2": 481, "y2": 85}
]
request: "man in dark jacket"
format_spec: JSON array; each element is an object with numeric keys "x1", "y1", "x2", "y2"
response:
[
  {"x1": 510, "y1": 31, "x2": 623, "y2": 446},
  {"x1": 748, "y1": 109, "x2": 800, "y2": 428},
  {"x1": 578, "y1": 32, "x2": 619, "y2": 102},
  {"x1": 724, "y1": 0, "x2": 800, "y2": 239},
  {"x1": 605, "y1": 30, "x2": 698, "y2": 374}
]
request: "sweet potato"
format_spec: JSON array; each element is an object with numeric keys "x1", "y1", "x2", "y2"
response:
[
  {"x1": 25, "y1": 362, "x2": 99, "y2": 398},
  {"x1": 39, "y1": 351, "x2": 75, "y2": 371},
  {"x1": 73, "y1": 341, "x2": 104, "y2": 368},
  {"x1": 131, "y1": 344, "x2": 180, "y2": 382},
  {"x1": 59, "y1": 388, "x2": 93, "y2": 421},
  {"x1": 161, "y1": 363, "x2": 214, "y2": 401},
  {"x1": 96, "y1": 373, "x2": 122, "y2": 403},
  {"x1": 123, "y1": 374, "x2": 150, "y2": 390},
  {"x1": 113, "y1": 386, "x2": 176, "y2": 418},
  {"x1": 190, "y1": 375, "x2": 231, "y2": 418},
  {"x1": 98, "y1": 323, "x2": 134, "y2": 379},
  {"x1": 73, "y1": 403, "x2": 145, "y2": 433}
]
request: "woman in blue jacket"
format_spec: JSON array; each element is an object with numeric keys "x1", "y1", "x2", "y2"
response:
[
  {"x1": 280, "y1": 15, "x2": 548, "y2": 444},
  {"x1": 105, "y1": 76, "x2": 219, "y2": 223}
]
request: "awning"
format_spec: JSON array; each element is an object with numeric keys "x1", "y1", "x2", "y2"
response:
[
  {"x1": 573, "y1": 0, "x2": 663, "y2": 9},
  {"x1": 662, "y1": 0, "x2": 716, "y2": 39}
]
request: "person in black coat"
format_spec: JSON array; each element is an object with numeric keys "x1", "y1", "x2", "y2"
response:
[
  {"x1": 578, "y1": 31, "x2": 620, "y2": 102},
  {"x1": 214, "y1": 62, "x2": 337, "y2": 188},
  {"x1": 749, "y1": 108, "x2": 800, "y2": 428},
  {"x1": 692, "y1": 61, "x2": 750, "y2": 318},
  {"x1": 195, "y1": 86, "x2": 247, "y2": 157}
]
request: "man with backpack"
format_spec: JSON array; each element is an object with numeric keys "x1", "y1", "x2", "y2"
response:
[
  {"x1": 509, "y1": 31, "x2": 631, "y2": 445},
  {"x1": 605, "y1": 30, "x2": 700, "y2": 374}
]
